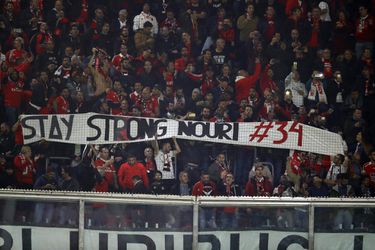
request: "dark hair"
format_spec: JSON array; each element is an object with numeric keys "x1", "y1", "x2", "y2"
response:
[
  {"x1": 143, "y1": 21, "x2": 153, "y2": 28},
  {"x1": 336, "y1": 173, "x2": 349, "y2": 180},
  {"x1": 154, "y1": 170, "x2": 163, "y2": 178},
  {"x1": 127, "y1": 154, "x2": 136, "y2": 159},
  {"x1": 337, "y1": 154, "x2": 345, "y2": 163},
  {"x1": 132, "y1": 175, "x2": 141, "y2": 181},
  {"x1": 62, "y1": 166, "x2": 74, "y2": 177},
  {"x1": 201, "y1": 170, "x2": 209, "y2": 176}
]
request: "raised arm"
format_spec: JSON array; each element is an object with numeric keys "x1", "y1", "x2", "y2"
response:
[
  {"x1": 250, "y1": 58, "x2": 261, "y2": 81},
  {"x1": 172, "y1": 136, "x2": 181, "y2": 155},
  {"x1": 151, "y1": 135, "x2": 160, "y2": 155}
]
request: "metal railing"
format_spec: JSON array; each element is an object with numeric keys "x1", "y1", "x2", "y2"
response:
[{"x1": 0, "y1": 189, "x2": 375, "y2": 250}]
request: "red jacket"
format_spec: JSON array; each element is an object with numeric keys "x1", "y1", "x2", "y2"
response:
[
  {"x1": 118, "y1": 162, "x2": 149, "y2": 191},
  {"x1": 94, "y1": 159, "x2": 116, "y2": 192},
  {"x1": 245, "y1": 177, "x2": 272, "y2": 196},
  {"x1": 235, "y1": 63, "x2": 261, "y2": 103},
  {"x1": 355, "y1": 15, "x2": 375, "y2": 42},
  {"x1": 192, "y1": 181, "x2": 217, "y2": 196},
  {"x1": 54, "y1": 96, "x2": 70, "y2": 114},
  {"x1": 13, "y1": 154, "x2": 35, "y2": 185},
  {"x1": 2, "y1": 80, "x2": 24, "y2": 108},
  {"x1": 260, "y1": 64, "x2": 279, "y2": 93},
  {"x1": 364, "y1": 162, "x2": 375, "y2": 185},
  {"x1": 106, "y1": 90, "x2": 122, "y2": 115}
]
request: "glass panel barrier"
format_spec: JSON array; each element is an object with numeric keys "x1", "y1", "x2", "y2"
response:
[
  {"x1": 84, "y1": 203, "x2": 193, "y2": 230},
  {"x1": 83, "y1": 203, "x2": 193, "y2": 249},
  {"x1": 196, "y1": 205, "x2": 309, "y2": 250},
  {"x1": 314, "y1": 206, "x2": 375, "y2": 250},
  {"x1": 0, "y1": 198, "x2": 79, "y2": 250},
  {"x1": 0, "y1": 198, "x2": 78, "y2": 228},
  {"x1": 1, "y1": 191, "x2": 375, "y2": 250},
  {"x1": 199, "y1": 206, "x2": 309, "y2": 231}
]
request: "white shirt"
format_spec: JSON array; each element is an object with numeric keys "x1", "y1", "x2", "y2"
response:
[
  {"x1": 326, "y1": 164, "x2": 347, "y2": 181},
  {"x1": 285, "y1": 72, "x2": 307, "y2": 107},
  {"x1": 133, "y1": 11, "x2": 158, "y2": 35},
  {"x1": 155, "y1": 150, "x2": 176, "y2": 180},
  {"x1": 0, "y1": 53, "x2": 5, "y2": 63}
]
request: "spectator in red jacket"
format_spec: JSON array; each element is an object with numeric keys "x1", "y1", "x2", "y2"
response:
[
  {"x1": 136, "y1": 86, "x2": 159, "y2": 117},
  {"x1": 53, "y1": 87, "x2": 70, "y2": 114},
  {"x1": 32, "y1": 22, "x2": 53, "y2": 55},
  {"x1": 260, "y1": 62, "x2": 279, "y2": 94},
  {"x1": 363, "y1": 150, "x2": 375, "y2": 187},
  {"x1": 106, "y1": 80, "x2": 124, "y2": 115},
  {"x1": 245, "y1": 164, "x2": 273, "y2": 196},
  {"x1": 1, "y1": 70, "x2": 24, "y2": 125},
  {"x1": 6, "y1": 37, "x2": 32, "y2": 73},
  {"x1": 235, "y1": 58, "x2": 261, "y2": 103},
  {"x1": 94, "y1": 147, "x2": 118, "y2": 192},
  {"x1": 13, "y1": 145, "x2": 36, "y2": 189},
  {"x1": 118, "y1": 154, "x2": 149, "y2": 192},
  {"x1": 192, "y1": 171, "x2": 217, "y2": 228}
]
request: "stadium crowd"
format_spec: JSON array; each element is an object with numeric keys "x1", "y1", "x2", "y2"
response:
[{"x1": 0, "y1": 0, "x2": 375, "y2": 229}]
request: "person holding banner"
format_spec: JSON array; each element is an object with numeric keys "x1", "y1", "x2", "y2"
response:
[
  {"x1": 208, "y1": 152, "x2": 230, "y2": 184},
  {"x1": 153, "y1": 136, "x2": 181, "y2": 191},
  {"x1": 94, "y1": 147, "x2": 118, "y2": 192}
]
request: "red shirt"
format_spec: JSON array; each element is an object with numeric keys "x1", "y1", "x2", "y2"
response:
[
  {"x1": 14, "y1": 123, "x2": 24, "y2": 145},
  {"x1": 130, "y1": 91, "x2": 141, "y2": 105},
  {"x1": 112, "y1": 53, "x2": 134, "y2": 70},
  {"x1": 364, "y1": 162, "x2": 375, "y2": 184},
  {"x1": 6, "y1": 49, "x2": 30, "y2": 73},
  {"x1": 13, "y1": 154, "x2": 35, "y2": 185},
  {"x1": 356, "y1": 15, "x2": 375, "y2": 42},
  {"x1": 192, "y1": 181, "x2": 217, "y2": 196},
  {"x1": 201, "y1": 78, "x2": 215, "y2": 96},
  {"x1": 94, "y1": 158, "x2": 116, "y2": 192},
  {"x1": 136, "y1": 97, "x2": 159, "y2": 117},
  {"x1": 106, "y1": 90, "x2": 122, "y2": 115},
  {"x1": 260, "y1": 65, "x2": 279, "y2": 93},
  {"x1": 35, "y1": 32, "x2": 53, "y2": 55},
  {"x1": 118, "y1": 162, "x2": 149, "y2": 191},
  {"x1": 322, "y1": 59, "x2": 333, "y2": 78},
  {"x1": 174, "y1": 57, "x2": 193, "y2": 72},
  {"x1": 235, "y1": 63, "x2": 261, "y2": 103},
  {"x1": 2, "y1": 80, "x2": 24, "y2": 108},
  {"x1": 245, "y1": 177, "x2": 272, "y2": 196},
  {"x1": 264, "y1": 17, "x2": 276, "y2": 42},
  {"x1": 54, "y1": 96, "x2": 70, "y2": 114}
]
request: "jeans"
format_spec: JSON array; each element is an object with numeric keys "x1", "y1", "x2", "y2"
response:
[
  {"x1": 199, "y1": 207, "x2": 216, "y2": 229},
  {"x1": 34, "y1": 203, "x2": 55, "y2": 224},
  {"x1": 334, "y1": 209, "x2": 353, "y2": 230},
  {"x1": 220, "y1": 212, "x2": 238, "y2": 229}
]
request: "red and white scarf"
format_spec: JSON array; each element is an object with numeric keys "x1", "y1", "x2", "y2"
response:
[{"x1": 308, "y1": 81, "x2": 327, "y2": 103}]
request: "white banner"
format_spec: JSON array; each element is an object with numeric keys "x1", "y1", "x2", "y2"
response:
[
  {"x1": 20, "y1": 113, "x2": 344, "y2": 155},
  {"x1": 0, "y1": 226, "x2": 373, "y2": 250}
]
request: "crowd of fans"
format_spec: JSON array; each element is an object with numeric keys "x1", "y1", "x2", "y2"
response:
[{"x1": 1, "y1": 0, "x2": 375, "y2": 219}]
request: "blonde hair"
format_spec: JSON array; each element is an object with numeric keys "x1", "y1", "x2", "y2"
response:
[{"x1": 20, "y1": 145, "x2": 31, "y2": 155}]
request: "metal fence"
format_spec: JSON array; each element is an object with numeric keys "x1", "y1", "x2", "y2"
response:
[{"x1": 0, "y1": 189, "x2": 375, "y2": 250}]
